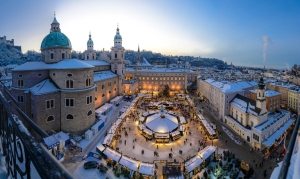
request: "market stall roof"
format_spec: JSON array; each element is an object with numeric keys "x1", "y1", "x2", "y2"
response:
[
  {"x1": 96, "y1": 144, "x2": 106, "y2": 152},
  {"x1": 171, "y1": 131, "x2": 180, "y2": 137},
  {"x1": 43, "y1": 135, "x2": 59, "y2": 149},
  {"x1": 201, "y1": 120, "x2": 216, "y2": 135},
  {"x1": 198, "y1": 114, "x2": 205, "y2": 120},
  {"x1": 179, "y1": 116, "x2": 186, "y2": 124},
  {"x1": 139, "y1": 117, "x2": 145, "y2": 122},
  {"x1": 119, "y1": 155, "x2": 139, "y2": 171},
  {"x1": 154, "y1": 133, "x2": 169, "y2": 138},
  {"x1": 199, "y1": 146, "x2": 215, "y2": 160},
  {"x1": 142, "y1": 111, "x2": 156, "y2": 117},
  {"x1": 103, "y1": 147, "x2": 122, "y2": 162},
  {"x1": 95, "y1": 103, "x2": 113, "y2": 115},
  {"x1": 139, "y1": 163, "x2": 154, "y2": 176},
  {"x1": 263, "y1": 118, "x2": 294, "y2": 147},
  {"x1": 143, "y1": 128, "x2": 153, "y2": 135},
  {"x1": 185, "y1": 155, "x2": 203, "y2": 172},
  {"x1": 179, "y1": 125, "x2": 186, "y2": 132},
  {"x1": 103, "y1": 133, "x2": 114, "y2": 146},
  {"x1": 115, "y1": 118, "x2": 123, "y2": 127}
]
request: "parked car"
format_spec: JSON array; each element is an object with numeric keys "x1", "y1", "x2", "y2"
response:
[
  {"x1": 84, "y1": 161, "x2": 98, "y2": 170},
  {"x1": 99, "y1": 164, "x2": 108, "y2": 173}
]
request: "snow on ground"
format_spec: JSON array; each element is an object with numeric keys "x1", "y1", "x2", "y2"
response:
[{"x1": 222, "y1": 126, "x2": 242, "y2": 145}]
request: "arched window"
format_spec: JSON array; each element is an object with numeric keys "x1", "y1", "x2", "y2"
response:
[
  {"x1": 66, "y1": 80, "x2": 74, "y2": 88},
  {"x1": 66, "y1": 114, "x2": 74, "y2": 120},
  {"x1": 87, "y1": 110, "x2": 92, "y2": 116},
  {"x1": 86, "y1": 79, "x2": 91, "y2": 87},
  {"x1": 50, "y1": 53, "x2": 54, "y2": 59},
  {"x1": 259, "y1": 92, "x2": 261, "y2": 97},
  {"x1": 62, "y1": 53, "x2": 65, "y2": 59},
  {"x1": 115, "y1": 53, "x2": 117, "y2": 58},
  {"x1": 47, "y1": 116, "x2": 54, "y2": 122},
  {"x1": 87, "y1": 55, "x2": 89, "y2": 59}
]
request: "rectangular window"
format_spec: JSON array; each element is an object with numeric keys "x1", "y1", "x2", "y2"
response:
[
  {"x1": 62, "y1": 53, "x2": 65, "y2": 59},
  {"x1": 17, "y1": 95, "x2": 24, "y2": 103},
  {"x1": 65, "y1": 98, "x2": 74, "y2": 107},
  {"x1": 86, "y1": 96, "x2": 93, "y2": 104},
  {"x1": 18, "y1": 80, "x2": 24, "y2": 87},
  {"x1": 46, "y1": 99, "x2": 55, "y2": 109},
  {"x1": 51, "y1": 53, "x2": 54, "y2": 59},
  {"x1": 102, "y1": 84, "x2": 104, "y2": 89},
  {"x1": 114, "y1": 80, "x2": 116, "y2": 84},
  {"x1": 31, "y1": 98, "x2": 34, "y2": 107}
]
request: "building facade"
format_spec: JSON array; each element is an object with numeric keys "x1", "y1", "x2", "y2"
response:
[
  {"x1": 7, "y1": 15, "x2": 190, "y2": 134},
  {"x1": 250, "y1": 89, "x2": 281, "y2": 112}
]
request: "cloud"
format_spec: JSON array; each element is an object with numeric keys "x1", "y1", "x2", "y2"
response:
[{"x1": 262, "y1": 36, "x2": 271, "y2": 63}]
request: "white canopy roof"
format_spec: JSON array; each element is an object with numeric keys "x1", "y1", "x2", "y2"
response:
[
  {"x1": 139, "y1": 163, "x2": 154, "y2": 176},
  {"x1": 103, "y1": 133, "x2": 114, "y2": 146},
  {"x1": 145, "y1": 113, "x2": 178, "y2": 133},
  {"x1": 179, "y1": 116, "x2": 186, "y2": 124},
  {"x1": 95, "y1": 103, "x2": 113, "y2": 115},
  {"x1": 143, "y1": 128, "x2": 153, "y2": 135},
  {"x1": 199, "y1": 146, "x2": 215, "y2": 160},
  {"x1": 119, "y1": 155, "x2": 139, "y2": 171},
  {"x1": 103, "y1": 147, "x2": 121, "y2": 162},
  {"x1": 171, "y1": 130, "x2": 180, "y2": 137},
  {"x1": 154, "y1": 133, "x2": 169, "y2": 138},
  {"x1": 185, "y1": 155, "x2": 203, "y2": 172}
]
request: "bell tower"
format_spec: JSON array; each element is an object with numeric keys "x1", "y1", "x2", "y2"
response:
[
  {"x1": 110, "y1": 25, "x2": 125, "y2": 95},
  {"x1": 256, "y1": 77, "x2": 268, "y2": 115}
]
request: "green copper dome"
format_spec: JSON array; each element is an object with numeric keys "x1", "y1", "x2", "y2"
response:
[
  {"x1": 41, "y1": 32, "x2": 72, "y2": 50},
  {"x1": 114, "y1": 27, "x2": 122, "y2": 40}
]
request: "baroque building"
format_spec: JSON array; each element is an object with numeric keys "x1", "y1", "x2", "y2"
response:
[{"x1": 7, "y1": 15, "x2": 189, "y2": 134}]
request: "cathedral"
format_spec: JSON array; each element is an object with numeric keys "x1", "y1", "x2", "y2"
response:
[{"x1": 8, "y1": 15, "x2": 191, "y2": 134}]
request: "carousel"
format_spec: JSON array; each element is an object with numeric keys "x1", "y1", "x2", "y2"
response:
[{"x1": 140, "y1": 104, "x2": 183, "y2": 143}]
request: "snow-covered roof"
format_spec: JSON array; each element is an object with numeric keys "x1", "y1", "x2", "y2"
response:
[
  {"x1": 83, "y1": 60, "x2": 110, "y2": 66},
  {"x1": 139, "y1": 163, "x2": 154, "y2": 176},
  {"x1": 249, "y1": 89, "x2": 281, "y2": 97},
  {"x1": 204, "y1": 78, "x2": 257, "y2": 93},
  {"x1": 231, "y1": 94, "x2": 261, "y2": 116},
  {"x1": 145, "y1": 113, "x2": 178, "y2": 133},
  {"x1": 12, "y1": 59, "x2": 94, "y2": 71},
  {"x1": 119, "y1": 155, "x2": 139, "y2": 171},
  {"x1": 94, "y1": 70, "x2": 118, "y2": 82},
  {"x1": 254, "y1": 110, "x2": 290, "y2": 132},
  {"x1": 185, "y1": 155, "x2": 203, "y2": 172},
  {"x1": 95, "y1": 103, "x2": 113, "y2": 115},
  {"x1": 103, "y1": 147, "x2": 121, "y2": 162},
  {"x1": 29, "y1": 79, "x2": 59, "y2": 95},
  {"x1": 126, "y1": 67, "x2": 187, "y2": 73},
  {"x1": 263, "y1": 118, "x2": 294, "y2": 147},
  {"x1": 136, "y1": 57, "x2": 152, "y2": 66},
  {"x1": 199, "y1": 146, "x2": 215, "y2": 160}
]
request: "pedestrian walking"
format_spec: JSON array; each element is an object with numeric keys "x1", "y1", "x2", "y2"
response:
[
  {"x1": 157, "y1": 145, "x2": 158, "y2": 149},
  {"x1": 125, "y1": 140, "x2": 126, "y2": 145}
]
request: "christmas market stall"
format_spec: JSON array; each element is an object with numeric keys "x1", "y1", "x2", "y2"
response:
[
  {"x1": 142, "y1": 128, "x2": 154, "y2": 140},
  {"x1": 171, "y1": 130, "x2": 181, "y2": 141},
  {"x1": 155, "y1": 133, "x2": 170, "y2": 143},
  {"x1": 119, "y1": 155, "x2": 140, "y2": 178},
  {"x1": 184, "y1": 155, "x2": 203, "y2": 179},
  {"x1": 199, "y1": 146, "x2": 216, "y2": 166},
  {"x1": 139, "y1": 162, "x2": 155, "y2": 178}
]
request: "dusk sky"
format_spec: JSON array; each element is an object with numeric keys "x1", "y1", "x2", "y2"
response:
[{"x1": 1, "y1": 0, "x2": 299, "y2": 69}]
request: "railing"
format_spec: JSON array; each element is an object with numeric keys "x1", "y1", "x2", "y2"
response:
[
  {"x1": 278, "y1": 115, "x2": 300, "y2": 179},
  {"x1": 0, "y1": 83, "x2": 74, "y2": 179}
]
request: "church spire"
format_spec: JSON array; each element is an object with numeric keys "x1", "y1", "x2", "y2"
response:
[{"x1": 137, "y1": 44, "x2": 141, "y2": 64}]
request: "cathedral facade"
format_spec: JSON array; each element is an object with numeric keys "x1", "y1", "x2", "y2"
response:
[{"x1": 8, "y1": 15, "x2": 190, "y2": 134}]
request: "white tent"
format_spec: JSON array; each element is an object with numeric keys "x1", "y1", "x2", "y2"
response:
[
  {"x1": 119, "y1": 155, "x2": 139, "y2": 171},
  {"x1": 139, "y1": 163, "x2": 154, "y2": 176},
  {"x1": 103, "y1": 147, "x2": 122, "y2": 162}
]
